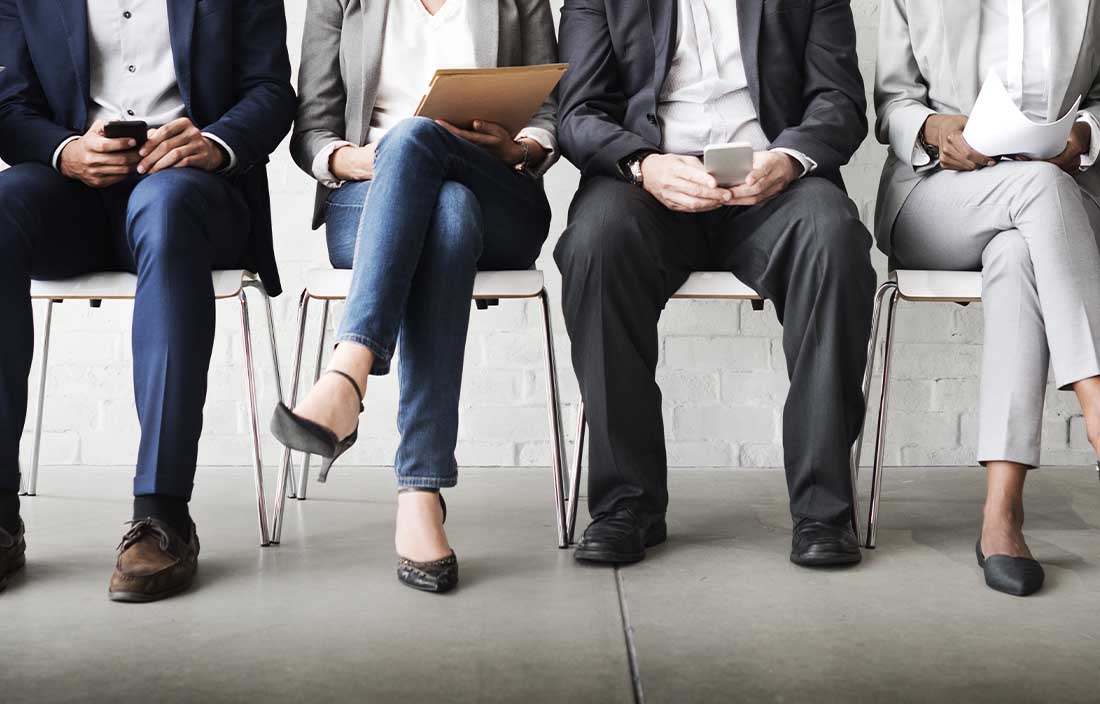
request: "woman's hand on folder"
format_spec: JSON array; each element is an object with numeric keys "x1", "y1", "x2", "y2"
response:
[
  {"x1": 330, "y1": 143, "x2": 376, "y2": 182},
  {"x1": 435, "y1": 120, "x2": 545, "y2": 167}
]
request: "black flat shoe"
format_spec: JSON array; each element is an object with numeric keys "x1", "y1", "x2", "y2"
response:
[
  {"x1": 574, "y1": 507, "x2": 667, "y2": 565},
  {"x1": 790, "y1": 518, "x2": 862, "y2": 567},
  {"x1": 270, "y1": 369, "x2": 363, "y2": 483},
  {"x1": 975, "y1": 539, "x2": 1044, "y2": 597},
  {"x1": 396, "y1": 490, "x2": 458, "y2": 594}
]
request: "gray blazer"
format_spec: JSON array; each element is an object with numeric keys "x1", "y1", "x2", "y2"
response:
[
  {"x1": 874, "y1": 0, "x2": 1100, "y2": 254},
  {"x1": 291, "y1": 0, "x2": 561, "y2": 228}
]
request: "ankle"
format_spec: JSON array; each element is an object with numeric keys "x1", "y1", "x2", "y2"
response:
[
  {"x1": 0, "y1": 489, "x2": 20, "y2": 535},
  {"x1": 133, "y1": 495, "x2": 191, "y2": 538}
]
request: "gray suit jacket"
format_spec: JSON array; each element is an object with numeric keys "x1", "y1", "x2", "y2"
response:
[
  {"x1": 874, "y1": 0, "x2": 1100, "y2": 254},
  {"x1": 291, "y1": 0, "x2": 561, "y2": 228}
]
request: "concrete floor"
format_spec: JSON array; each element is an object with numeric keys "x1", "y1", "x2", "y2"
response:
[{"x1": 1, "y1": 466, "x2": 1098, "y2": 703}]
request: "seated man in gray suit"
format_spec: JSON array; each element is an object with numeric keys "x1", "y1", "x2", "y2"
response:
[
  {"x1": 555, "y1": 0, "x2": 876, "y2": 567},
  {"x1": 876, "y1": 0, "x2": 1100, "y2": 597}
]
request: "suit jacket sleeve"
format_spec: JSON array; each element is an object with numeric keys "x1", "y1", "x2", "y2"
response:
[
  {"x1": 767, "y1": 0, "x2": 868, "y2": 173},
  {"x1": 201, "y1": 0, "x2": 297, "y2": 174},
  {"x1": 873, "y1": 0, "x2": 936, "y2": 168},
  {"x1": 0, "y1": 0, "x2": 81, "y2": 166},
  {"x1": 517, "y1": 0, "x2": 561, "y2": 172},
  {"x1": 557, "y1": 0, "x2": 657, "y2": 179},
  {"x1": 289, "y1": 0, "x2": 348, "y2": 178}
]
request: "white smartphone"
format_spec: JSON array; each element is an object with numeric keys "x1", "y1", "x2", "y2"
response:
[{"x1": 703, "y1": 142, "x2": 755, "y2": 188}]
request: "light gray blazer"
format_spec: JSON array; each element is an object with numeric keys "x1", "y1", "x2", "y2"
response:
[
  {"x1": 291, "y1": 0, "x2": 561, "y2": 229},
  {"x1": 874, "y1": 0, "x2": 1100, "y2": 255}
]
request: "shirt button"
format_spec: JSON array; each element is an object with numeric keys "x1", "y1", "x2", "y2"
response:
[
  {"x1": 123, "y1": 11, "x2": 132, "y2": 18},
  {"x1": 646, "y1": 113, "x2": 658, "y2": 125},
  {"x1": 127, "y1": 109, "x2": 135, "y2": 116},
  {"x1": 128, "y1": 65, "x2": 136, "y2": 73}
]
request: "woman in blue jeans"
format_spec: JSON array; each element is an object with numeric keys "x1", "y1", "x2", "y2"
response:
[{"x1": 274, "y1": 0, "x2": 559, "y2": 593}]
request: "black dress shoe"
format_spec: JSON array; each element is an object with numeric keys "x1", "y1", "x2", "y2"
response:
[
  {"x1": 790, "y1": 518, "x2": 862, "y2": 567},
  {"x1": 574, "y1": 508, "x2": 666, "y2": 565},
  {"x1": 975, "y1": 540, "x2": 1044, "y2": 597},
  {"x1": 0, "y1": 520, "x2": 26, "y2": 592}
]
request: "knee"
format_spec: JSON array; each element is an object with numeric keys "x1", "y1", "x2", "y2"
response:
[
  {"x1": 1012, "y1": 161, "x2": 1080, "y2": 202},
  {"x1": 429, "y1": 183, "x2": 483, "y2": 261},
  {"x1": 126, "y1": 171, "x2": 205, "y2": 257},
  {"x1": 0, "y1": 164, "x2": 58, "y2": 256},
  {"x1": 376, "y1": 117, "x2": 448, "y2": 160},
  {"x1": 793, "y1": 181, "x2": 872, "y2": 275}
]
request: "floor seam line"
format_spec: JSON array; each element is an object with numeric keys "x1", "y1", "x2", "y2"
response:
[{"x1": 615, "y1": 566, "x2": 645, "y2": 704}]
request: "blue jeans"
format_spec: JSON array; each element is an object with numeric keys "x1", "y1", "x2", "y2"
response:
[
  {"x1": 325, "y1": 117, "x2": 551, "y2": 488},
  {"x1": 0, "y1": 164, "x2": 250, "y2": 498}
]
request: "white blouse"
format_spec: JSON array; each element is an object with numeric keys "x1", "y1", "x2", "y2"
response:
[{"x1": 313, "y1": 0, "x2": 555, "y2": 188}]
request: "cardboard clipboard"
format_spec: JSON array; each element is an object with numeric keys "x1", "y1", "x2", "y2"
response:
[{"x1": 414, "y1": 64, "x2": 567, "y2": 137}]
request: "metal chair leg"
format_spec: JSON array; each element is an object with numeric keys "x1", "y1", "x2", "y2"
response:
[
  {"x1": 239, "y1": 289, "x2": 272, "y2": 547},
  {"x1": 865, "y1": 283, "x2": 901, "y2": 549},
  {"x1": 567, "y1": 400, "x2": 586, "y2": 545},
  {"x1": 848, "y1": 281, "x2": 898, "y2": 544},
  {"x1": 297, "y1": 299, "x2": 329, "y2": 501},
  {"x1": 538, "y1": 289, "x2": 568, "y2": 549},
  {"x1": 272, "y1": 290, "x2": 310, "y2": 544},
  {"x1": 256, "y1": 282, "x2": 295, "y2": 499},
  {"x1": 24, "y1": 300, "x2": 53, "y2": 497}
]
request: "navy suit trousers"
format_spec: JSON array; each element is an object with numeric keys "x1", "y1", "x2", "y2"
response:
[{"x1": 0, "y1": 164, "x2": 250, "y2": 499}]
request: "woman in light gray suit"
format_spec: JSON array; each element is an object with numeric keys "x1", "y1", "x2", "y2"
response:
[
  {"x1": 876, "y1": 0, "x2": 1100, "y2": 596},
  {"x1": 274, "y1": 0, "x2": 560, "y2": 593}
]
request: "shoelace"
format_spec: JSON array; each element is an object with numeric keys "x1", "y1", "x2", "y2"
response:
[{"x1": 117, "y1": 519, "x2": 173, "y2": 553}]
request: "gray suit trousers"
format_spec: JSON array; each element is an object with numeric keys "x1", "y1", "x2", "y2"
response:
[{"x1": 892, "y1": 161, "x2": 1100, "y2": 467}]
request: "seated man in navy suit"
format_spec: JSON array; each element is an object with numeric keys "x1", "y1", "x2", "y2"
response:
[{"x1": 0, "y1": 0, "x2": 295, "y2": 602}]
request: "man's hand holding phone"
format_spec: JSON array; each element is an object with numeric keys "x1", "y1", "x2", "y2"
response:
[
  {"x1": 138, "y1": 117, "x2": 227, "y2": 174},
  {"x1": 641, "y1": 153, "x2": 733, "y2": 213},
  {"x1": 58, "y1": 120, "x2": 143, "y2": 188}
]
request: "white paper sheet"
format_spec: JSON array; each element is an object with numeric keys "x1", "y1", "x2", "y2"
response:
[{"x1": 962, "y1": 71, "x2": 1081, "y2": 160}]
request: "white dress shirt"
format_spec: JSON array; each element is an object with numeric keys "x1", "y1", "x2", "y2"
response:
[
  {"x1": 658, "y1": 0, "x2": 815, "y2": 174},
  {"x1": 52, "y1": 0, "x2": 235, "y2": 171},
  {"x1": 312, "y1": 0, "x2": 556, "y2": 188},
  {"x1": 914, "y1": 0, "x2": 1099, "y2": 169}
]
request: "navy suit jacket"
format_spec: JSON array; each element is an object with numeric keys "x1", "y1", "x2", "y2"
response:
[
  {"x1": 0, "y1": 0, "x2": 296, "y2": 295},
  {"x1": 557, "y1": 0, "x2": 868, "y2": 189}
]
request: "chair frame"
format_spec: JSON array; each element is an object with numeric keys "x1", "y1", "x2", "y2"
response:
[
  {"x1": 22, "y1": 272, "x2": 287, "y2": 547},
  {"x1": 856, "y1": 271, "x2": 984, "y2": 549},
  {"x1": 269, "y1": 272, "x2": 570, "y2": 548},
  {"x1": 566, "y1": 273, "x2": 866, "y2": 546}
]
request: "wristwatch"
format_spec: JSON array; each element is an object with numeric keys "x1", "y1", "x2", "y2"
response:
[
  {"x1": 619, "y1": 150, "x2": 656, "y2": 186},
  {"x1": 918, "y1": 122, "x2": 940, "y2": 161}
]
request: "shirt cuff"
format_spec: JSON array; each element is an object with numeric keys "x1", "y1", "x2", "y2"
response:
[
  {"x1": 312, "y1": 140, "x2": 355, "y2": 189},
  {"x1": 770, "y1": 148, "x2": 817, "y2": 177},
  {"x1": 52, "y1": 136, "x2": 81, "y2": 171},
  {"x1": 1076, "y1": 112, "x2": 1100, "y2": 171},
  {"x1": 202, "y1": 132, "x2": 237, "y2": 173},
  {"x1": 516, "y1": 127, "x2": 557, "y2": 178}
]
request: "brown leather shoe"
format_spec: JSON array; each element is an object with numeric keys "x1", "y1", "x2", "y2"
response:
[
  {"x1": 108, "y1": 518, "x2": 199, "y2": 603},
  {"x1": 0, "y1": 520, "x2": 26, "y2": 592}
]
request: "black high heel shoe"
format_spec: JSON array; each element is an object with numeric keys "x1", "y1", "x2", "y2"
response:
[
  {"x1": 396, "y1": 488, "x2": 458, "y2": 594},
  {"x1": 975, "y1": 539, "x2": 1044, "y2": 597},
  {"x1": 270, "y1": 369, "x2": 363, "y2": 483}
]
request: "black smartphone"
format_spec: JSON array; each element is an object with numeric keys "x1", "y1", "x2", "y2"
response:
[{"x1": 103, "y1": 120, "x2": 149, "y2": 147}]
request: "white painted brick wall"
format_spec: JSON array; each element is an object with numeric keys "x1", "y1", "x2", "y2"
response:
[{"x1": 13, "y1": 1, "x2": 1098, "y2": 471}]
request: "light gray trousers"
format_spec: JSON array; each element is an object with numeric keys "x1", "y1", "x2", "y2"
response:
[{"x1": 892, "y1": 161, "x2": 1100, "y2": 468}]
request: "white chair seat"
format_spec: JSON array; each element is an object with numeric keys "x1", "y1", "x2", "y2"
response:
[
  {"x1": 672, "y1": 271, "x2": 761, "y2": 300},
  {"x1": 31, "y1": 270, "x2": 253, "y2": 301},
  {"x1": 894, "y1": 270, "x2": 983, "y2": 303},
  {"x1": 304, "y1": 268, "x2": 546, "y2": 300}
]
